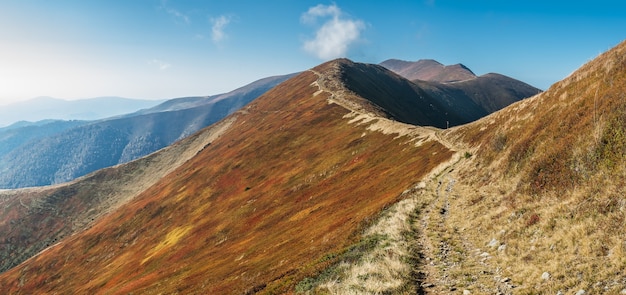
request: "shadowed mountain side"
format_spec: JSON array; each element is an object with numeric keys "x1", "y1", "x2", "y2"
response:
[
  {"x1": 380, "y1": 58, "x2": 541, "y2": 115},
  {"x1": 439, "y1": 73, "x2": 542, "y2": 113},
  {"x1": 0, "y1": 61, "x2": 454, "y2": 294},
  {"x1": 0, "y1": 117, "x2": 235, "y2": 274},
  {"x1": 338, "y1": 60, "x2": 487, "y2": 127},
  {"x1": 380, "y1": 59, "x2": 477, "y2": 82},
  {"x1": 0, "y1": 74, "x2": 295, "y2": 189},
  {"x1": 411, "y1": 73, "x2": 541, "y2": 119}
]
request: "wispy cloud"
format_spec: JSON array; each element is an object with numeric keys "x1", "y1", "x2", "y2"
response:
[
  {"x1": 148, "y1": 59, "x2": 171, "y2": 70},
  {"x1": 210, "y1": 15, "x2": 232, "y2": 43},
  {"x1": 301, "y1": 4, "x2": 365, "y2": 60},
  {"x1": 160, "y1": 0, "x2": 190, "y2": 24}
]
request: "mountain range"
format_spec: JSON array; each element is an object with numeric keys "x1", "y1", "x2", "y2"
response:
[
  {"x1": 0, "y1": 62, "x2": 536, "y2": 189},
  {"x1": 0, "y1": 96, "x2": 164, "y2": 128},
  {"x1": 0, "y1": 74, "x2": 296, "y2": 189},
  {"x1": 1, "y1": 40, "x2": 624, "y2": 294}
]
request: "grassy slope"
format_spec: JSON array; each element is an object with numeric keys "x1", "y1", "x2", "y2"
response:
[
  {"x1": 0, "y1": 116, "x2": 234, "y2": 274},
  {"x1": 0, "y1": 63, "x2": 453, "y2": 294},
  {"x1": 434, "y1": 40, "x2": 626, "y2": 293}
]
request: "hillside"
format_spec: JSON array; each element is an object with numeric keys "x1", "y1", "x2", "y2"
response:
[
  {"x1": 410, "y1": 40, "x2": 626, "y2": 293},
  {"x1": 412, "y1": 73, "x2": 541, "y2": 116},
  {"x1": 0, "y1": 63, "x2": 533, "y2": 189},
  {"x1": 443, "y1": 73, "x2": 542, "y2": 113},
  {"x1": 0, "y1": 74, "x2": 294, "y2": 189},
  {"x1": 0, "y1": 59, "x2": 457, "y2": 294},
  {"x1": 0, "y1": 116, "x2": 235, "y2": 274},
  {"x1": 0, "y1": 120, "x2": 87, "y2": 158}
]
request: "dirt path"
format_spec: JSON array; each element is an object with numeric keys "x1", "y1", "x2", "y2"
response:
[
  {"x1": 414, "y1": 132, "x2": 516, "y2": 294},
  {"x1": 308, "y1": 64, "x2": 514, "y2": 294}
]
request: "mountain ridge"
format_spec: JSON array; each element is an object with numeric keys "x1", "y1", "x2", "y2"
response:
[
  {"x1": 0, "y1": 96, "x2": 164, "y2": 127},
  {"x1": 2, "y1": 40, "x2": 623, "y2": 293}
]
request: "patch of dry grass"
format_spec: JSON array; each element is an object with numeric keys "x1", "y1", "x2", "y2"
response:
[{"x1": 309, "y1": 191, "x2": 422, "y2": 294}]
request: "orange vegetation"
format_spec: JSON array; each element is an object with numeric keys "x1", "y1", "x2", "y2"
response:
[{"x1": 0, "y1": 65, "x2": 452, "y2": 293}]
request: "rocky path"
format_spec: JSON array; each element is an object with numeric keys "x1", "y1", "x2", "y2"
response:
[{"x1": 413, "y1": 134, "x2": 517, "y2": 295}]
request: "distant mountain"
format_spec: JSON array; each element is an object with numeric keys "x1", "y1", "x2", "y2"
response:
[
  {"x1": 0, "y1": 120, "x2": 88, "y2": 159},
  {"x1": 134, "y1": 74, "x2": 298, "y2": 115},
  {"x1": 412, "y1": 72, "x2": 541, "y2": 116},
  {"x1": 0, "y1": 96, "x2": 164, "y2": 127},
  {"x1": 0, "y1": 74, "x2": 295, "y2": 189},
  {"x1": 380, "y1": 59, "x2": 477, "y2": 82}
]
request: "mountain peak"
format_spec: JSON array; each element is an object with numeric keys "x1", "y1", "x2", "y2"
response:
[{"x1": 380, "y1": 58, "x2": 476, "y2": 82}]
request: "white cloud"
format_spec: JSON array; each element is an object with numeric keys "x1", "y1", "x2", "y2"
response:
[
  {"x1": 160, "y1": 0, "x2": 190, "y2": 24},
  {"x1": 148, "y1": 59, "x2": 171, "y2": 70},
  {"x1": 301, "y1": 4, "x2": 365, "y2": 60},
  {"x1": 211, "y1": 15, "x2": 231, "y2": 43},
  {"x1": 300, "y1": 4, "x2": 341, "y2": 24}
]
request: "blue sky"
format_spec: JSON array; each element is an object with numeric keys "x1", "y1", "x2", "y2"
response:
[{"x1": 1, "y1": 0, "x2": 625, "y2": 105}]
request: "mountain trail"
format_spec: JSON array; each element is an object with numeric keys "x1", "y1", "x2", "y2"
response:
[
  {"x1": 307, "y1": 65, "x2": 509, "y2": 293},
  {"x1": 413, "y1": 136, "x2": 516, "y2": 294},
  {"x1": 308, "y1": 63, "x2": 512, "y2": 293}
]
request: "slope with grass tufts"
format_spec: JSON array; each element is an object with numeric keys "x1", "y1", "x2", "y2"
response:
[
  {"x1": 298, "y1": 41, "x2": 626, "y2": 294},
  {"x1": 423, "y1": 39, "x2": 626, "y2": 293}
]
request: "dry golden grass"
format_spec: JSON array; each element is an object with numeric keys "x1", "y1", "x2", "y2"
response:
[
  {"x1": 313, "y1": 187, "x2": 422, "y2": 294},
  {"x1": 435, "y1": 39, "x2": 626, "y2": 294}
]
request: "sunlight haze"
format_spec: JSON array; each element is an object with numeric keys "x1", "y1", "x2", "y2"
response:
[{"x1": 1, "y1": 0, "x2": 624, "y2": 105}]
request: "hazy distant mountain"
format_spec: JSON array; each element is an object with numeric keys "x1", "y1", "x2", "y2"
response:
[
  {"x1": 380, "y1": 59, "x2": 477, "y2": 82},
  {"x1": 134, "y1": 74, "x2": 298, "y2": 115},
  {"x1": 0, "y1": 74, "x2": 295, "y2": 189},
  {"x1": 0, "y1": 120, "x2": 88, "y2": 158},
  {"x1": 0, "y1": 96, "x2": 164, "y2": 127}
]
